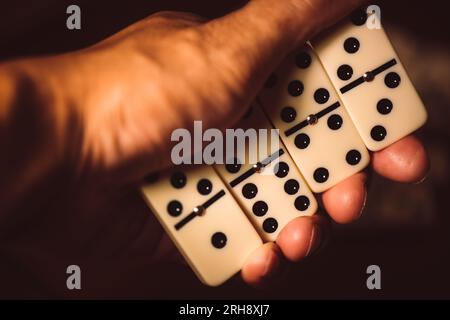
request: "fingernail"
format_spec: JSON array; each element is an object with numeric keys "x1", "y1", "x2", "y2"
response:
[
  {"x1": 358, "y1": 189, "x2": 368, "y2": 219},
  {"x1": 414, "y1": 174, "x2": 428, "y2": 185},
  {"x1": 306, "y1": 224, "x2": 323, "y2": 256},
  {"x1": 260, "y1": 244, "x2": 282, "y2": 284}
]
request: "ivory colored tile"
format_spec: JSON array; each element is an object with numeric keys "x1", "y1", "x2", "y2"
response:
[
  {"x1": 142, "y1": 165, "x2": 262, "y2": 286},
  {"x1": 311, "y1": 8, "x2": 427, "y2": 151}
]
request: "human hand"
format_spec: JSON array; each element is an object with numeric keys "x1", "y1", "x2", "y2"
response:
[{"x1": 1, "y1": 0, "x2": 428, "y2": 291}]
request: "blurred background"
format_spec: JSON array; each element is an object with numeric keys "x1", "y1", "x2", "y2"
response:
[{"x1": 0, "y1": 0, "x2": 449, "y2": 299}]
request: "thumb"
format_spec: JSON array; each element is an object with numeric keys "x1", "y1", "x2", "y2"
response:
[{"x1": 200, "y1": 0, "x2": 366, "y2": 104}]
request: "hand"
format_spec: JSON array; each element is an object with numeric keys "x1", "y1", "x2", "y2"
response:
[{"x1": 0, "y1": 0, "x2": 428, "y2": 293}]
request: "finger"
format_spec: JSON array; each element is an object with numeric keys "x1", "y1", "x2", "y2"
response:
[
  {"x1": 200, "y1": 0, "x2": 366, "y2": 102},
  {"x1": 371, "y1": 135, "x2": 429, "y2": 183},
  {"x1": 241, "y1": 242, "x2": 283, "y2": 287},
  {"x1": 322, "y1": 172, "x2": 367, "y2": 224},
  {"x1": 276, "y1": 214, "x2": 329, "y2": 262}
]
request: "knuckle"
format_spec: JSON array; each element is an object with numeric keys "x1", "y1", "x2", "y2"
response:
[
  {"x1": 175, "y1": 12, "x2": 207, "y2": 24},
  {"x1": 147, "y1": 11, "x2": 205, "y2": 27}
]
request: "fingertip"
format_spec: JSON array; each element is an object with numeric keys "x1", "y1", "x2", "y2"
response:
[
  {"x1": 322, "y1": 172, "x2": 367, "y2": 224},
  {"x1": 241, "y1": 242, "x2": 281, "y2": 287},
  {"x1": 372, "y1": 135, "x2": 429, "y2": 183},
  {"x1": 276, "y1": 215, "x2": 326, "y2": 262}
]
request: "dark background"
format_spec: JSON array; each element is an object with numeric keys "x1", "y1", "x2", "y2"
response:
[{"x1": 1, "y1": 0, "x2": 449, "y2": 299}]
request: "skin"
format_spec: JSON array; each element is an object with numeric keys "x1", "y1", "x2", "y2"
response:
[{"x1": 0, "y1": 0, "x2": 428, "y2": 291}]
